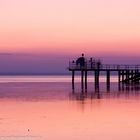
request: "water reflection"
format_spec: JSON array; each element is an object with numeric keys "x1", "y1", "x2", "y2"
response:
[
  {"x1": 0, "y1": 82, "x2": 139, "y2": 102},
  {"x1": 0, "y1": 81, "x2": 140, "y2": 140},
  {"x1": 70, "y1": 83, "x2": 140, "y2": 101},
  {"x1": 118, "y1": 83, "x2": 140, "y2": 91}
]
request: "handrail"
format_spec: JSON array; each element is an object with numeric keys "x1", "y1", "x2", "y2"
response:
[{"x1": 69, "y1": 61, "x2": 140, "y2": 70}]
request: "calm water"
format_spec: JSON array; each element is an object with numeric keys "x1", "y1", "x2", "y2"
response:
[{"x1": 0, "y1": 75, "x2": 140, "y2": 140}]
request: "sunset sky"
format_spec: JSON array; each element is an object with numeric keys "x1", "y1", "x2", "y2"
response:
[{"x1": 0, "y1": 0, "x2": 140, "y2": 73}]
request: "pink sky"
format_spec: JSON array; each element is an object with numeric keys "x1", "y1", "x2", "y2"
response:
[{"x1": 0, "y1": 0, "x2": 140, "y2": 56}]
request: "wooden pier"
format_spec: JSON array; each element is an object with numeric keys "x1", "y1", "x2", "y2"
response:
[{"x1": 68, "y1": 60, "x2": 140, "y2": 92}]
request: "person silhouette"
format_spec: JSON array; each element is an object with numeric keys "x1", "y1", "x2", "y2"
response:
[
  {"x1": 76, "y1": 53, "x2": 85, "y2": 68},
  {"x1": 97, "y1": 59, "x2": 101, "y2": 69}
]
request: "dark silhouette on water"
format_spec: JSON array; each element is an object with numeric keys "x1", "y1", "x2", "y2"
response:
[
  {"x1": 69, "y1": 83, "x2": 140, "y2": 102},
  {"x1": 69, "y1": 54, "x2": 140, "y2": 92},
  {"x1": 76, "y1": 53, "x2": 85, "y2": 68}
]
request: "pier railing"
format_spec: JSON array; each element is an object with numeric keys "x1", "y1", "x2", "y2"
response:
[{"x1": 69, "y1": 61, "x2": 140, "y2": 70}]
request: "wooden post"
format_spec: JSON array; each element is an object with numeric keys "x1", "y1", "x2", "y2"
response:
[
  {"x1": 85, "y1": 70, "x2": 87, "y2": 91},
  {"x1": 118, "y1": 70, "x2": 121, "y2": 83},
  {"x1": 72, "y1": 71, "x2": 75, "y2": 90},
  {"x1": 131, "y1": 70, "x2": 134, "y2": 83},
  {"x1": 135, "y1": 70, "x2": 139, "y2": 83},
  {"x1": 128, "y1": 70, "x2": 130, "y2": 84},
  {"x1": 95, "y1": 70, "x2": 99, "y2": 91},
  {"x1": 97, "y1": 70, "x2": 99, "y2": 85},
  {"x1": 107, "y1": 70, "x2": 110, "y2": 91},
  {"x1": 94, "y1": 70, "x2": 97, "y2": 90},
  {"x1": 125, "y1": 70, "x2": 129, "y2": 84},
  {"x1": 94, "y1": 70, "x2": 97, "y2": 86},
  {"x1": 81, "y1": 70, "x2": 84, "y2": 92},
  {"x1": 134, "y1": 70, "x2": 137, "y2": 83},
  {"x1": 122, "y1": 70, "x2": 124, "y2": 82},
  {"x1": 138, "y1": 70, "x2": 140, "y2": 83}
]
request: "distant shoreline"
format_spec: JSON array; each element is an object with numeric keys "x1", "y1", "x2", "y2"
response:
[
  {"x1": 0, "y1": 72, "x2": 118, "y2": 76},
  {"x1": 0, "y1": 73, "x2": 70, "y2": 76}
]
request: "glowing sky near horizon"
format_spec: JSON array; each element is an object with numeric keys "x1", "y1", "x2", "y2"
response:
[{"x1": 0, "y1": 0, "x2": 140, "y2": 56}]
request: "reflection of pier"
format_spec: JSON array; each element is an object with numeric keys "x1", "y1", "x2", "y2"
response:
[
  {"x1": 69, "y1": 60, "x2": 140, "y2": 92},
  {"x1": 69, "y1": 84, "x2": 140, "y2": 101}
]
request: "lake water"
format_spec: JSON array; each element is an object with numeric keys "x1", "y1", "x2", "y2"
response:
[{"x1": 0, "y1": 75, "x2": 140, "y2": 140}]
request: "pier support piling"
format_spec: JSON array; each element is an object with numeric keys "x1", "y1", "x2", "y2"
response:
[
  {"x1": 106, "y1": 70, "x2": 110, "y2": 91},
  {"x1": 118, "y1": 71, "x2": 121, "y2": 83},
  {"x1": 72, "y1": 71, "x2": 75, "y2": 90},
  {"x1": 81, "y1": 70, "x2": 84, "y2": 92},
  {"x1": 95, "y1": 70, "x2": 99, "y2": 91},
  {"x1": 85, "y1": 71, "x2": 87, "y2": 91},
  {"x1": 122, "y1": 70, "x2": 125, "y2": 82},
  {"x1": 69, "y1": 60, "x2": 140, "y2": 91}
]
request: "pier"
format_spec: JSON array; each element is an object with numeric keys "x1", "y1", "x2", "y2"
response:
[{"x1": 68, "y1": 57, "x2": 140, "y2": 92}]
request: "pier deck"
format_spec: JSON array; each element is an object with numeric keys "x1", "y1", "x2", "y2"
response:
[{"x1": 68, "y1": 61, "x2": 140, "y2": 92}]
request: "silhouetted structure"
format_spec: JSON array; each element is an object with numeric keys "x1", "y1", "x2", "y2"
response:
[
  {"x1": 69, "y1": 55, "x2": 140, "y2": 92},
  {"x1": 76, "y1": 53, "x2": 85, "y2": 68}
]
